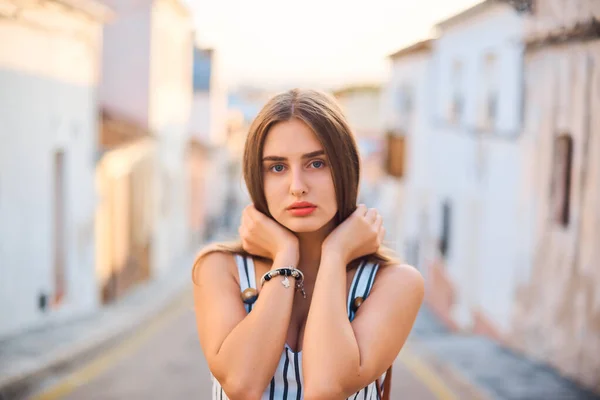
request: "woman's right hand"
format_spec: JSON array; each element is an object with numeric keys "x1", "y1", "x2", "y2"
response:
[{"x1": 239, "y1": 204, "x2": 299, "y2": 262}]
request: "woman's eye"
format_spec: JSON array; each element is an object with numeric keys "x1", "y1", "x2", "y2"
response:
[
  {"x1": 271, "y1": 164, "x2": 285, "y2": 173},
  {"x1": 310, "y1": 160, "x2": 324, "y2": 169}
]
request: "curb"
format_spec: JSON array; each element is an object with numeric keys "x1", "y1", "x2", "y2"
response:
[{"x1": 0, "y1": 251, "x2": 196, "y2": 398}]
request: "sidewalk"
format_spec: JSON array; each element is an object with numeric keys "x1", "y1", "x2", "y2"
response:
[
  {"x1": 407, "y1": 307, "x2": 600, "y2": 400},
  {"x1": 0, "y1": 250, "x2": 197, "y2": 399}
]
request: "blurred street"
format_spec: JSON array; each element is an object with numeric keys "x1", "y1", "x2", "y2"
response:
[
  {"x1": 3, "y1": 252, "x2": 596, "y2": 400},
  {"x1": 22, "y1": 291, "x2": 451, "y2": 400}
]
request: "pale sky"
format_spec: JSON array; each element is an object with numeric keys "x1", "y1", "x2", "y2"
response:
[{"x1": 188, "y1": 0, "x2": 481, "y2": 89}]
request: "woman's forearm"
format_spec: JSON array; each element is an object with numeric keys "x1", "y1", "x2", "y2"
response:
[
  {"x1": 302, "y1": 251, "x2": 361, "y2": 398},
  {"x1": 214, "y1": 252, "x2": 297, "y2": 398}
]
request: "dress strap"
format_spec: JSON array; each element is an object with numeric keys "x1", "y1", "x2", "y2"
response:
[
  {"x1": 347, "y1": 260, "x2": 380, "y2": 321},
  {"x1": 234, "y1": 254, "x2": 257, "y2": 313}
]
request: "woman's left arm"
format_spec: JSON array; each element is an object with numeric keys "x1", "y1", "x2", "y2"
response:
[{"x1": 302, "y1": 252, "x2": 424, "y2": 400}]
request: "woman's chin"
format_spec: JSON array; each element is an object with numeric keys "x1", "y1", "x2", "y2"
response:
[
  {"x1": 286, "y1": 224, "x2": 320, "y2": 234},
  {"x1": 283, "y1": 218, "x2": 329, "y2": 234}
]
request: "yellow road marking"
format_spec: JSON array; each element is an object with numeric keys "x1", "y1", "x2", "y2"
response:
[
  {"x1": 33, "y1": 292, "x2": 190, "y2": 400},
  {"x1": 398, "y1": 347, "x2": 458, "y2": 400}
]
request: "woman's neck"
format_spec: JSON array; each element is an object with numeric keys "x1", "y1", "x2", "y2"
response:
[{"x1": 295, "y1": 220, "x2": 335, "y2": 281}]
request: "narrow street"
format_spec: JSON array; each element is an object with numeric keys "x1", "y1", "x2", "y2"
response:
[{"x1": 28, "y1": 289, "x2": 453, "y2": 400}]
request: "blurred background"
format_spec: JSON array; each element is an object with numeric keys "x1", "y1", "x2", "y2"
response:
[{"x1": 1, "y1": 0, "x2": 600, "y2": 399}]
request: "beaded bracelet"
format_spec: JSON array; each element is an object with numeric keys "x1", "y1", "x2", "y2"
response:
[{"x1": 260, "y1": 267, "x2": 307, "y2": 299}]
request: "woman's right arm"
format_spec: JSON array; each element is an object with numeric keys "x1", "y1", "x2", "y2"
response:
[{"x1": 193, "y1": 248, "x2": 298, "y2": 400}]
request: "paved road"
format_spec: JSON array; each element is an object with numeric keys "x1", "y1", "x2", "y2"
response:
[
  {"x1": 28, "y1": 290, "x2": 452, "y2": 400},
  {"x1": 18, "y1": 285, "x2": 599, "y2": 400}
]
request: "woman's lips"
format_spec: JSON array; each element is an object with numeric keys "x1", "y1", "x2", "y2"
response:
[{"x1": 288, "y1": 206, "x2": 317, "y2": 217}]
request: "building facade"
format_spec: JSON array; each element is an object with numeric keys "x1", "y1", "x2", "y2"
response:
[
  {"x1": 424, "y1": 0, "x2": 526, "y2": 334},
  {"x1": 381, "y1": 39, "x2": 435, "y2": 269},
  {"x1": 0, "y1": 0, "x2": 110, "y2": 338},
  {"x1": 508, "y1": 0, "x2": 600, "y2": 391},
  {"x1": 99, "y1": 0, "x2": 194, "y2": 277}
]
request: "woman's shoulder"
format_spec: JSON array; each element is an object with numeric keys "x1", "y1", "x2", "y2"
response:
[
  {"x1": 375, "y1": 262, "x2": 424, "y2": 294},
  {"x1": 191, "y1": 242, "x2": 243, "y2": 285},
  {"x1": 352, "y1": 256, "x2": 421, "y2": 283},
  {"x1": 194, "y1": 240, "x2": 245, "y2": 263}
]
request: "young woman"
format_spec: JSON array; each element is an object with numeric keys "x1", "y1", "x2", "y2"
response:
[{"x1": 192, "y1": 89, "x2": 424, "y2": 400}]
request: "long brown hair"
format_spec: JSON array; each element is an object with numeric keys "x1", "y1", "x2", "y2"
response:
[{"x1": 192, "y1": 88, "x2": 398, "y2": 282}]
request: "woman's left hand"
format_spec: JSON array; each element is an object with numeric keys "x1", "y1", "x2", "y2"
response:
[{"x1": 322, "y1": 204, "x2": 385, "y2": 264}]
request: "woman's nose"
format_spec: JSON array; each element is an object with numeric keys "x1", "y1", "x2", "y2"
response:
[{"x1": 289, "y1": 169, "x2": 308, "y2": 196}]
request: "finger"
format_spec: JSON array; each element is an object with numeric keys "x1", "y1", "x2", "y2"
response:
[
  {"x1": 246, "y1": 205, "x2": 264, "y2": 225},
  {"x1": 374, "y1": 214, "x2": 383, "y2": 230},
  {"x1": 248, "y1": 204, "x2": 267, "y2": 222},
  {"x1": 241, "y1": 210, "x2": 251, "y2": 227},
  {"x1": 355, "y1": 204, "x2": 368, "y2": 216},
  {"x1": 365, "y1": 208, "x2": 378, "y2": 223},
  {"x1": 242, "y1": 204, "x2": 253, "y2": 220},
  {"x1": 243, "y1": 213, "x2": 258, "y2": 233}
]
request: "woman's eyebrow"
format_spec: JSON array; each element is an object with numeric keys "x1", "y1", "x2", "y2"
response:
[
  {"x1": 262, "y1": 150, "x2": 325, "y2": 162},
  {"x1": 302, "y1": 150, "x2": 325, "y2": 159}
]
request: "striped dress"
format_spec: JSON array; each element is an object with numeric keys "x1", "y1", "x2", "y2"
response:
[{"x1": 211, "y1": 255, "x2": 386, "y2": 400}]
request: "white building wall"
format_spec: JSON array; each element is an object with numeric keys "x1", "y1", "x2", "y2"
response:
[
  {"x1": 382, "y1": 51, "x2": 435, "y2": 270},
  {"x1": 525, "y1": 0, "x2": 600, "y2": 40},
  {"x1": 99, "y1": 0, "x2": 151, "y2": 127},
  {"x1": 509, "y1": 4, "x2": 600, "y2": 387},
  {"x1": 208, "y1": 50, "x2": 229, "y2": 147},
  {"x1": 189, "y1": 89, "x2": 230, "y2": 235},
  {"x1": 337, "y1": 90, "x2": 384, "y2": 139},
  {"x1": 99, "y1": 0, "x2": 193, "y2": 277},
  {"x1": 190, "y1": 93, "x2": 211, "y2": 142},
  {"x1": 189, "y1": 54, "x2": 229, "y2": 147},
  {"x1": 188, "y1": 49, "x2": 230, "y2": 233},
  {"x1": 0, "y1": 3, "x2": 105, "y2": 338},
  {"x1": 429, "y1": 3, "x2": 526, "y2": 331},
  {"x1": 148, "y1": 0, "x2": 193, "y2": 277}
]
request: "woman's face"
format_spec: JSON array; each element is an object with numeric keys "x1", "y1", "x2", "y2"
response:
[{"x1": 262, "y1": 118, "x2": 337, "y2": 233}]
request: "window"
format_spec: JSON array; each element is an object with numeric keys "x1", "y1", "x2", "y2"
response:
[
  {"x1": 385, "y1": 132, "x2": 406, "y2": 178},
  {"x1": 551, "y1": 134, "x2": 573, "y2": 227},
  {"x1": 507, "y1": 0, "x2": 535, "y2": 13},
  {"x1": 520, "y1": 57, "x2": 526, "y2": 126},
  {"x1": 487, "y1": 94, "x2": 498, "y2": 124},
  {"x1": 479, "y1": 53, "x2": 498, "y2": 130},
  {"x1": 404, "y1": 238, "x2": 420, "y2": 268},
  {"x1": 439, "y1": 200, "x2": 452, "y2": 258},
  {"x1": 397, "y1": 84, "x2": 413, "y2": 116},
  {"x1": 53, "y1": 150, "x2": 66, "y2": 307},
  {"x1": 449, "y1": 61, "x2": 463, "y2": 124}
]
